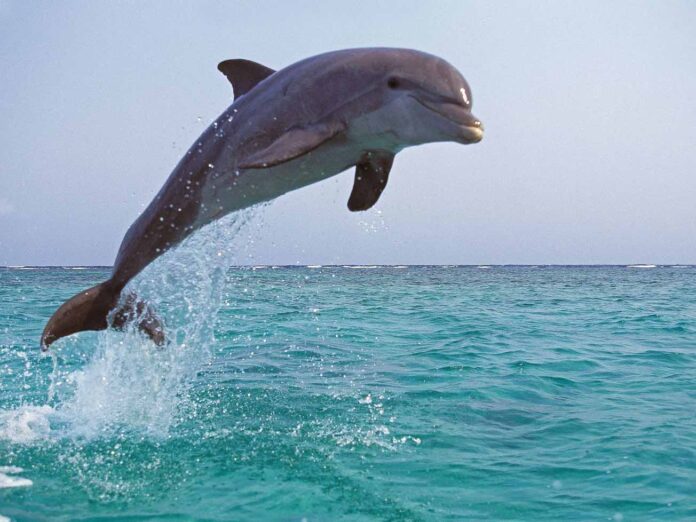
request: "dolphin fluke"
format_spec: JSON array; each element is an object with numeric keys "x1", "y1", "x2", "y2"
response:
[
  {"x1": 110, "y1": 292, "x2": 165, "y2": 346},
  {"x1": 40, "y1": 282, "x2": 164, "y2": 351}
]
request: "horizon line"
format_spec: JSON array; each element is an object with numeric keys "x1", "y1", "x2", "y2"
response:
[{"x1": 1, "y1": 264, "x2": 692, "y2": 269}]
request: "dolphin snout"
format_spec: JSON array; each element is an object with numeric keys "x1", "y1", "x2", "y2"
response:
[
  {"x1": 469, "y1": 118, "x2": 484, "y2": 131},
  {"x1": 460, "y1": 115, "x2": 484, "y2": 144},
  {"x1": 411, "y1": 95, "x2": 484, "y2": 143},
  {"x1": 442, "y1": 104, "x2": 483, "y2": 143}
]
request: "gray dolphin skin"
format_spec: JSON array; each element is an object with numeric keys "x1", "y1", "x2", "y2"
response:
[{"x1": 40, "y1": 47, "x2": 484, "y2": 350}]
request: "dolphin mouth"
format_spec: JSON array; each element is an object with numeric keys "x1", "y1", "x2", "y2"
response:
[
  {"x1": 410, "y1": 95, "x2": 484, "y2": 143},
  {"x1": 457, "y1": 124, "x2": 484, "y2": 144}
]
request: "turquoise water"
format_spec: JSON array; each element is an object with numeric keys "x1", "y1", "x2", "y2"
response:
[{"x1": 1, "y1": 262, "x2": 696, "y2": 520}]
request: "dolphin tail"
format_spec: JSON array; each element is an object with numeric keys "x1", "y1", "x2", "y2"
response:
[{"x1": 40, "y1": 281, "x2": 165, "y2": 351}]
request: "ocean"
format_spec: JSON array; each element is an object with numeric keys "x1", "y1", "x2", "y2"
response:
[{"x1": 1, "y1": 260, "x2": 695, "y2": 520}]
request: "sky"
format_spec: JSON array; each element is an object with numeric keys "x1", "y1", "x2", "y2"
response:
[{"x1": 1, "y1": 1, "x2": 695, "y2": 265}]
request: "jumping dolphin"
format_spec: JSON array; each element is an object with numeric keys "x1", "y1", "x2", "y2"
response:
[{"x1": 40, "y1": 47, "x2": 484, "y2": 350}]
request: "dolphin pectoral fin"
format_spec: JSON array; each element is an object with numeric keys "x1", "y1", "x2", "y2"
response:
[
  {"x1": 347, "y1": 151, "x2": 395, "y2": 211},
  {"x1": 239, "y1": 121, "x2": 345, "y2": 169},
  {"x1": 111, "y1": 292, "x2": 166, "y2": 346},
  {"x1": 217, "y1": 59, "x2": 276, "y2": 99}
]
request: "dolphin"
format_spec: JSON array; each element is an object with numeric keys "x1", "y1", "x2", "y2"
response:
[{"x1": 40, "y1": 47, "x2": 484, "y2": 350}]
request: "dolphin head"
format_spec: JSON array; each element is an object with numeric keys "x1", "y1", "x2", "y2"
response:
[
  {"x1": 388, "y1": 54, "x2": 483, "y2": 146},
  {"x1": 332, "y1": 49, "x2": 483, "y2": 150}
]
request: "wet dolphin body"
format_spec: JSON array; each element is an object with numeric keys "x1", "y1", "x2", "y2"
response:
[{"x1": 41, "y1": 47, "x2": 484, "y2": 350}]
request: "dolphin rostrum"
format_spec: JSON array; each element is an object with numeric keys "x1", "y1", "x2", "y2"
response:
[{"x1": 40, "y1": 47, "x2": 484, "y2": 350}]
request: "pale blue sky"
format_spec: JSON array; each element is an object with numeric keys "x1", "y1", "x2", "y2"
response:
[{"x1": 1, "y1": 1, "x2": 695, "y2": 265}]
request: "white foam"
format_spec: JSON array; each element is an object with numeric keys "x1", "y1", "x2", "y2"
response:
[
  {"x1": 627, "y1": 264, "x2": 657, "y2": 268},
  {"x1": 0, "y1": 515, "x2": 12, "y2": 522},
  {"x1": 477, "y1": 265, "x2": 491, "y2": 269},
  {"x1": 0, "y1": 466, "x2": 33, "y2": 489},
  {"x1": 307, "y1": 265, "x2": 322, "y2": 268},
  {"x1": 0, "y1": 405, "x2": 53, "y2": 443}
]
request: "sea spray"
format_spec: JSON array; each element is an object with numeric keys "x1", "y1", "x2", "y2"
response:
[{"x1": 43, "y1": 206, "x2": 267, "y2": 440}]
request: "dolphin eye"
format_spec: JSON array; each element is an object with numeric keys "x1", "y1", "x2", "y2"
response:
[{"x1": 387, "y1": 77, "x2": 400, "y2": 89}]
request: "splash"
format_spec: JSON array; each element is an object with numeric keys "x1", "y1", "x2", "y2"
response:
[
  {"x1": 38, "y1": 206, "x2": 267, "y2": 440},
  {"x1": 357, "y1": 209, "x2": 389, "y2": 234}
]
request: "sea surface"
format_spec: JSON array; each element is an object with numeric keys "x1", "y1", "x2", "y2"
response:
[{"x1": 1, "y1": 261, "x2": 696, "y2": 520}]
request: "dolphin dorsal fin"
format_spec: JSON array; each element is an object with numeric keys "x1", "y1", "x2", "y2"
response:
[{"x1": 217, "y1": 59, "x2": 276, "y2": 99}]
